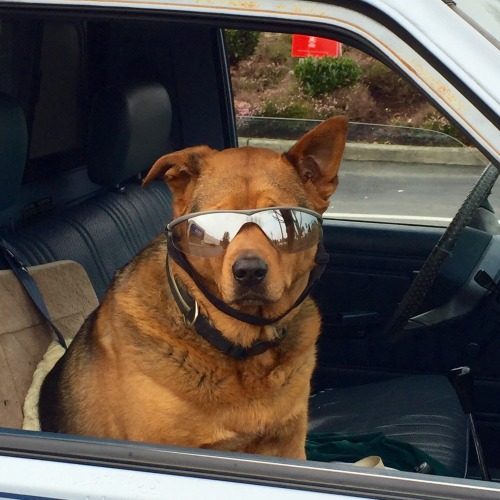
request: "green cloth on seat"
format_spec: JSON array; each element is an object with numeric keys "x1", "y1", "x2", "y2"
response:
[{"x1": 306, "y1": 432, "x2": 456, "y2": 477}]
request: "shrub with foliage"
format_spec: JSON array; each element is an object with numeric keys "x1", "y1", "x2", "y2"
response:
[
  {"x1": 225, "y1": 30, "x2": 260, "y2": 66},
  {"x1": 258, "y1": 100, "x2": 314, "y2": 119},
  {"x1": 294, "y1": 56, "x2": 362, "y2": 97},
  {"x1": 261, "y1": 33, "x2": 293, "y2": 65}
]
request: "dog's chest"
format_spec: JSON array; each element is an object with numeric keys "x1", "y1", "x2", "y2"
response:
[{"x1": 179, "y1": 348, "x2": 313, "y2": 420}]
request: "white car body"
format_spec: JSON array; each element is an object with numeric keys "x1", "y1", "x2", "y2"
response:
[{"x1": 0, "y1": 0, "x2": 498, "y2": 498}]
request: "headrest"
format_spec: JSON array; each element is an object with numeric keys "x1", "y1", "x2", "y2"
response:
[
  {"x1": 87, "y1": 81, "x2": 172, "y2": 186},
  {"x1": 0, "y1": 93, "x2": 28, "y2": 210}
]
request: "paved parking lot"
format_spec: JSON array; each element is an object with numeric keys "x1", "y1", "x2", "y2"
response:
[{"x1": 327, "y1": 161, "x2": 499, "y2": 225}]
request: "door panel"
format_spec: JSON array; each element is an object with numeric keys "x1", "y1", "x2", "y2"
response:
[{"x1": 313, "y1": 220, "x2": 497, "y2": 388}]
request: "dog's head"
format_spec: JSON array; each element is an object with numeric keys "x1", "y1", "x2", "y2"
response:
[{"x1": 143, "y1": 116, "x2": 348, "y2": 321}]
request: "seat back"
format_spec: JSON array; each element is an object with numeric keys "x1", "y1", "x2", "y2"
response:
[
  {"x1": 1, "y1": 82, "x2": 174, "y2": 299},
  {"x1": 87, "y1": 81, "x2": 172, "y2": 187},
  {"x1": 0, "y1": 261, "x2": 98, "y2": 428}
]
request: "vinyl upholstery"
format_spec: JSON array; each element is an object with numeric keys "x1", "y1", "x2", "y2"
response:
[
  {"x1": 87, "y1": 81, "x2": 172, "y2": 187},
  {"x1": 309, "y1": 375, "x2": 468, "y2": 476},
  {"x1": 1, "y1": 82, "x2": 173, "y2": 299},
  {"x1": 3, "y1": 181, "x2": 171, "y2": 300}
]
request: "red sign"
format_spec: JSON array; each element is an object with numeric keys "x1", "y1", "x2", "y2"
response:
[{"x1": 291, "y1": 35, "x2": 342, "y2": 58}]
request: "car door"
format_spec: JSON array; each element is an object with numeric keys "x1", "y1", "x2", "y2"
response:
[{"x1": 227, "y1": 25, "x2": 500, "y2": 470}]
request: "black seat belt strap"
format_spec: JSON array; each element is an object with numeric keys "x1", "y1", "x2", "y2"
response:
[{"x1": 0, "y1": 238, "x2": 68, "y2": 350}]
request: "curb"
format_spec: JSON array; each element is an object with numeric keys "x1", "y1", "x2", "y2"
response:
[{"x1": 238, "y1": 137, "x2": 488, "y2": 166}]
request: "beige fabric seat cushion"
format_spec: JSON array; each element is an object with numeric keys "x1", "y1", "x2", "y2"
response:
[
  {"x1": 0, "y1": 261, "x2": 98, "y2": 429},
  {"x1": 23, "y1": 338, "x2": 72, "y2": 431}
]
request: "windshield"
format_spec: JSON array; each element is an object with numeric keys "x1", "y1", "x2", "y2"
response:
[{"x1": 457, "y1": 0, "x2": 500, "y2": 43}]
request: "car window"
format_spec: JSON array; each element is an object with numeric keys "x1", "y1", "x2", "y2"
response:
[
  {"x1": 228, "y1": 31, "x2": 496, "y2": 227},
  {"x1": 29, "y1": 22, "x2": 84, "y2": 160},
  {"x1": 0, "y1": 20, "x2": 87, "y2": 183}
]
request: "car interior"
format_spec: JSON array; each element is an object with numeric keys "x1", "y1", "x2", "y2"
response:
[{"x1": 0, "y1": 12, "x2": 499, "y2": 483}]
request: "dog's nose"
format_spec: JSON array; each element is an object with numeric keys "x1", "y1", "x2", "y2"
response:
[{"x1": 232, "y1": 257, "x2": 268, "y2": 287}]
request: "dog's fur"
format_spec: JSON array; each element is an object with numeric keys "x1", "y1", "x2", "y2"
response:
[{"x1": 39, "y1": 117, "x2": 348, "y2": 459}]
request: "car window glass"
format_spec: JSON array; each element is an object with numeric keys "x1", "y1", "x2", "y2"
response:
[
  {"x1": 0, "y1": 21, "x2": 14, "y2": 94},
  {"x1": 228, "y1": 31, "x2": 496, "y2": 227},
  {"x1": 29, "y1": 23, "x2": 84, "y2": 160}
]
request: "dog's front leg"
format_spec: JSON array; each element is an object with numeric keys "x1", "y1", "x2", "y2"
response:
[{"x1": 252, "y1": 409, "x2": 308, "y2": 460}]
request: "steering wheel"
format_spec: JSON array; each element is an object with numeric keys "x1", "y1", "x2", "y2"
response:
[{"x1": 385, "y1": 164, "x2": 499, "y2": 342}]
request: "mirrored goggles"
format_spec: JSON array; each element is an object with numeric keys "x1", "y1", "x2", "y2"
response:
[{"x1": 166, "y1": 207, "x2": 323, "y2": 258}]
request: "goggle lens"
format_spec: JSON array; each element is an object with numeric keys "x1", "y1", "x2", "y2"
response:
[{"x1": 167, "y1": 207, "x2": 322, "y2": 258}]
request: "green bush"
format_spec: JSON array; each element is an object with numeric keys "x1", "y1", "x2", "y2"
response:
[
  {"x1": 224, "y1": 30, "x2": 260, "y2": 66},
  {"x1": 294, "y1": 56, "x2": 362, "y2": 97},
  {"x1": 261, "y1": 33, "x2": 293, "y2": 65},
  {"x1": 258, "y1": 100, "x2": 314, "y2": 119}
]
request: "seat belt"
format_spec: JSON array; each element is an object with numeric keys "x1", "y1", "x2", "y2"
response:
[{"x1": 0, "y1": 238, "x2": 68, "y2": 349}]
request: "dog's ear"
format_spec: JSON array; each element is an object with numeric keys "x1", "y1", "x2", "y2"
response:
[
  {"x1": 143, "y1": 145, "x2": 215, "y2": 215},
  {"x1": 285, "y1": 116, "x2": 348, "y2": 213}
]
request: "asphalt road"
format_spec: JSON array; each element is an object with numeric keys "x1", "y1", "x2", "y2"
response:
[{"x1": 325, "y1": 161, "x2": 500, "y2": 226}]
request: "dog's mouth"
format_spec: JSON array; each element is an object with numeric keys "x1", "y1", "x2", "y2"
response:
[{"x1": 229, "y1": 291, "x2": 276, "y2": 307}]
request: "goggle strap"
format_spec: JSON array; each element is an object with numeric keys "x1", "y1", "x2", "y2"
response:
[{"x1": 166, "y1": 235, "x2": 329, "y2": 327}]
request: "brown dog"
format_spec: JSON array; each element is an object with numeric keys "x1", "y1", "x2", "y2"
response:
[{"x1": 39, "y1": 116, "x2": 348, "y2": 459}]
